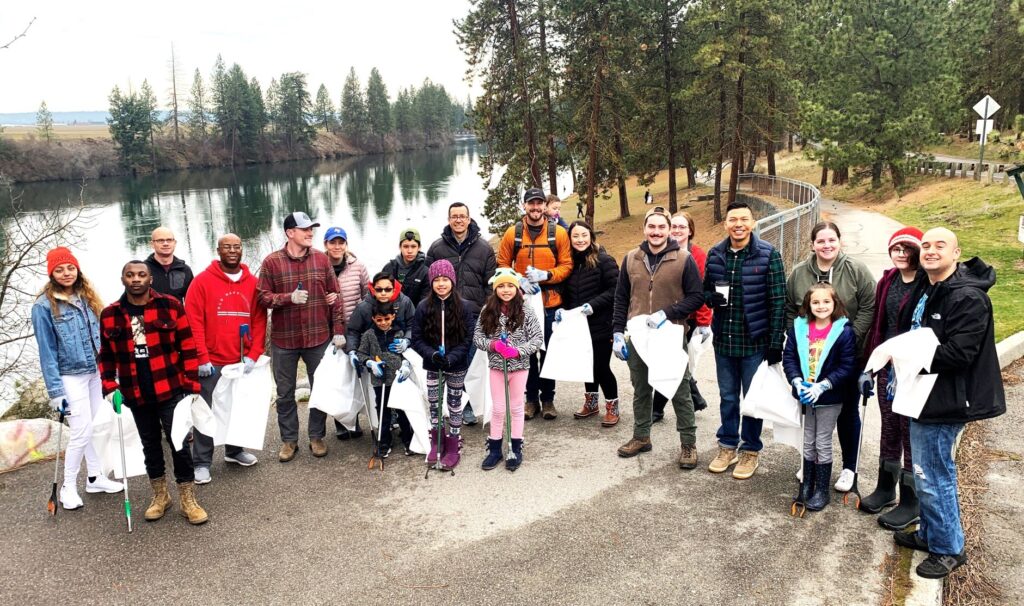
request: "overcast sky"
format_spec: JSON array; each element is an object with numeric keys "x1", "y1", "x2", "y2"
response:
[{"x1": 0, "y1": 0, "x2": 475, "y2": 113}]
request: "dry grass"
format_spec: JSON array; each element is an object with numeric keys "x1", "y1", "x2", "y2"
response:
[
  {"x1": 879, "y1": 549, "x2": 914, "y2": 606},
  {"x1": 3, "y1": 124, "x2": 111, "y2": 140}
]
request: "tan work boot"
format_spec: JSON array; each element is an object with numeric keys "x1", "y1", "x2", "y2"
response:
[
  {"x1": 309, "y1": 438, "x2": 328, "y2": 457},
  {"x1": 144, "y1": 476, "x2": 172, "y2": 521},
  {"x1": 601, "y1": 399, "x2": 620, "y2": 427},
  {"x1": 708, "y1": 446, "x2": 739, "y2": 473},
  {"x1": 541, "y1": 400, "x2": 557, "y2": 420},
  {"x1": 278, "y1": 441, "x2": 298, "y2": 462},
  {"x1": 524, "y1": 400, "x2": 539, "y2": 420},
  {"x1": 678, "y1": 444, "x2": 698, "y2": 470},
  {"x1": 617, "y1": 436, "x2": 652, "y2": 458},
  {"x1": 178, "y1": 481, "x2": 209, "y2": 525},
  {"x1": 732, "y1": 450, "x2": 760, "y2": 480}
]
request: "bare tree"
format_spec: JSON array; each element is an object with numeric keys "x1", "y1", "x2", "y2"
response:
[{"x1": 0, "y1": 17, "x2": 35, "y2": 50}]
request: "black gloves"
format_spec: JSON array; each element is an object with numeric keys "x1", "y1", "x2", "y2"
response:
[
  {"x1": 765, "y1": 348, "x2": 783, "y2": 365},
  {"x1": 706, "y1": 291, "x2": 728, "y2": 307},
  {"x1": 431, "y1": 351, "x2": 449, "y2": 369}
]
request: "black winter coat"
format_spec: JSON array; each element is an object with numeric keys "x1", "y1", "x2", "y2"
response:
[
  {"x1": 382, "y1": 252, "x2": 430, "y2": 306},
  {"x1": 897, "y1": 258, "x2": 1006, "y2": 424},
  {"x1": 426, "y1": 220, "x2": 497, "y2": 308},
  {"x1": 145, "y1": 254, "x2": 194, "y2": 303},
  {"x1": 561, "y1": 248, "x2": 619, "y2": 341},
  {"x1": 783, "y1": 317, "x2": 857, "y2": 407},
  {"x1": 411, "y1": 296, "x2": 479, "y2": 372}
]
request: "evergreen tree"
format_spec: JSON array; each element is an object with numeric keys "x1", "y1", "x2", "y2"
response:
[
  {"x1": 365, "y1": 67, "x2": 392, "y2": 146},
  {"x1": 187, "y1": 68, "x2": 209, "y2": 139},
  {"x1": 36, "y1": 100, "x2": 54, "y2": 143},
  {"x1": 340, "y1": 67, "x2": 367, "y2": 138},
  {"x1": 140, "y1": 80, "x2": 160, "y2": 169},
  {"x1": 393, "y1": 87, "x2": 414, "y2": 135},
  {"x1": 277, "y1": 72, "x2": 314, "y2": 149},
  {"x1": 313, "y1": 84, "x2": 337, "y2": 132},
  {"x1": 107, "y1": 85, "x2": 152, "y2": 173}
]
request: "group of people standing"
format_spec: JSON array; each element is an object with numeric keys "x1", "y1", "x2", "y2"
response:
[{"x1": 32, "y1": 188, "x2": 1005, "y2": 580}]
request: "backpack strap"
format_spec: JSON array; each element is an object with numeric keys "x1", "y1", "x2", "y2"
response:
[{"x1": 512, "y1": 220, "x2": 559, "y2": 261}]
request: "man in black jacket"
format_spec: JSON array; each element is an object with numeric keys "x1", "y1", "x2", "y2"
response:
[
  {"x1": 145, "y1": 226, "x2": 194, "y2": 303},
  {"x1": 893, "y1": 228, "x2": 1005, "y2": 579}
]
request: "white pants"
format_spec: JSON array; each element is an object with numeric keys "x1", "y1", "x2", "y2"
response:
[{"x1": 61, "y1": 372, "x2": 104, "y2": 485}]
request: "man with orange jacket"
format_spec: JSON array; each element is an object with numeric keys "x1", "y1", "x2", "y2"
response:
[{"x1": 496, "y1": 187, "x2": 573, "y2": 420}]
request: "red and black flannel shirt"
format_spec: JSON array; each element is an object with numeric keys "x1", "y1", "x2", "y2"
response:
[
  {"x1": 99, "y1": 290, "x2": 201, "y2": 407},
  {"x1": 257, "y1": 246, "x2": 345, "y2": 349}
]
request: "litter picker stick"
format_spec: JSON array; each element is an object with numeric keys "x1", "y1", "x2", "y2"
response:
[
  {"x1": 239, "y1": 323, "x2": 250, "y2": 364},
  {"x1": 843, "y1": 393, "x2": 871, "y2": 509},
  {"x1": 368, "y1": 358, "x2": 387, "y2": 471},
  {"x1": 501, "y1": 332, "x2": 513, "y2": 461},
  {"x1": 113, "y1": 391, "x2": 133, "y2": 532},
  {"x1": 47, "y1": 401, "x2": 68, "y2": 517},
  {"x1": 426, "y1": 302, "x2": 448, "y2": 479}
]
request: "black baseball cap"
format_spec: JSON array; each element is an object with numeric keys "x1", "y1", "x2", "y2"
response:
[
  {"x1": 523, "y1": 187, "x2": 546, "y2": 203},
  {"x1": 284, "y1": 211, "x2": 320, "y2": 230}
]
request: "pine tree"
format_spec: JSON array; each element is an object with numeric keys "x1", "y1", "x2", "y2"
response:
[
  {"x1": 365, "y1": 67, "x2": 392, "y2": 147},
  {"x1": 36, "y1": 100, "x2": 54, "y2": 143},
  {"x1": 313, "y1": 84, "x2": 336, "y2": 132},
  {"x1": 107, "y1": 85, "x2": 152, "y2": 173},
  {"x1": 277, "y1": 72, "x2": 314, "y2": 150},
  {"x1": 187, "y1": 68, "x2": 209, "y2": 139},
  {"x1": 340, "y1": 67, "x2": 367, "y2": 138},
  {"x1": 140, "y1": 80, "x2": 160, "y2": 170}
]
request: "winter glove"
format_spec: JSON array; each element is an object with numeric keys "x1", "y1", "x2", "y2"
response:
[
  {"x1": 243, "y1": 357, "x2": 256, "y2": 374},
  {"x1": 366, "y1": 359, "x2": 385, "y2": 379},
  {"x1": 612, "y1": 332, "x2": 629, "y2": 361},
  {"x1": 696, "y1": 326, "x2": 712, "y2": 343},
  {"x1": 646, "y1": 310, "x2": 668, "y2": 329},
  {"x1": 332, "y1": 334, "x2": 346, "y2": 350},
  {"x1": 858, "y1": 371, "x2": 875, "y2": 397},
  {"x1": 388, "y1": 338, "x2": 410, "y2": 354},
  {"x1": 765, "y1": 348, "x2": 783, "y2": 365},
  {"x1": 348, "y1": 351, "x2": 361, "y2": 371},
  {"x1": 431, "y1": 351, "x2": 449, "y2": 369},
  {"x1": 800, "y1": 379, "x2": 832, "y2": 405},
  {"x1": 525, "y1": 266, "x2": 550, "y2": 283},
  {"x1": 290, "y1": 286, "x2": 309, "y2": 305},
  {"x1": 518, "y1": 277, "x2": 540, "y2": 295},
  {"x1": 791, "y1": 378, "x2": 810, "y2": 397},
  {"x1": 397, "y1": 360, "x2": 413, "y2": 382},
  {"x1": 48, "y1": 397, "x2": 68, "y2": 414},
  {"x1": 580, "y1": 303, "x2": 594, "y2": 316},
  {"x1": 706, "y1": 291, "x2": 728, "y2": 307},
  {"x1": 198, "y1": 363, "x2": 215, "y2": 378},
  {"x1": 493, "y1": 340, "x2": 519, "y2": 360},
  {"x1": 554, "y1": 309, "x2": 564, "y2": 324}
]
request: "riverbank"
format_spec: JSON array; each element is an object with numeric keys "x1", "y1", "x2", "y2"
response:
[{"x1": 0, "y1": 129, "x2": 456, "y2": 183}]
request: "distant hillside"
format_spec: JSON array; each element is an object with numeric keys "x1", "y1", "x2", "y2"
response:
[{"x1": 0, "y1": 110, "x2": 170, "y2": 126}]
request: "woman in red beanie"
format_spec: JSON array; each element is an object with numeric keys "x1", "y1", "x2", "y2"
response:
[
  {"x1": 858, "y1": 226, "x2": 925, "y2": 529},
  {"x1": 31, "y1": 247, "x2": 123, "y2": 510}
]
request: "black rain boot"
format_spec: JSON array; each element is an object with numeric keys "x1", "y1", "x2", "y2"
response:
[
  {"x1": 506, "y1": 438, "x2": 523, "y2": 472},
  {"x1": 878, "y1": 469, "x2": 921, "y2": 530},
  {"x1": 690, "y1": 377, "x2": 707, "y2": 412},
  {"x1": 806, "y1": 461, "x2": 833, "y2": 511},
  {"x1": 859, "y1": 460, "x2": 900, "y2": 514},
  {"x1": 795, "y1": 458, "x2": 815, "y2": 506},
  {"x1": 481, "y1": 438, "x2": 503, "y2": 471}
]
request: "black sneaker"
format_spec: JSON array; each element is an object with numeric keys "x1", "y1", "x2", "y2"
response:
[
  {"x1": 380, "y1": 446, "x2": 392, "y2": 459},
  {"x1": 404, "y1": 446, "x2": 415, "y2": 457},
  {"x1": 893, "y1": 531, "x2": 929, "y2": 552},
  {"x1": 916, "y1": 551, "x2": 967, "y2": 579},
  {"x1": 652, "y1": 411, "x2": 665, "y2": 423}
]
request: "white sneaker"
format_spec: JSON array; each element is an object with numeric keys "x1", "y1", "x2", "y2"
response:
[
  {"x1": 224, "y1": 451, "x2": 258, "y2": 466},
  {"x1": 60, "y1": 485, "x2": 83, "y2": 510},
  {"x1": 86, "y1": 475, "x2": 124, "y2": 494},
  {"x1": 834, "y1": 468, "x2": 855, "y2": 492},
  {"x1": 194, "y1": 467, "x2": 212, "y2": 484},
  {"x1": 796, "y1": 466, "x2": 803, "y2": 482}
]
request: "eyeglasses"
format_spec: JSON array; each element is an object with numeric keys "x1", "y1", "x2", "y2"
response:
[
  {"x1": 890, "y1": 246, "x2": 910, "y2": 255},
  {"x1": 153, "y1": 238, "x2": 175, "y2": 244},
  {"x1": 449, "y1": 215, "x2": 469, "y2": 221},
  {"x1": 219, "y1": 245, "x2": 242, "y2": 251},
  {"x1": 375, "y1": 286, "x2": 394, "y2": 293}
]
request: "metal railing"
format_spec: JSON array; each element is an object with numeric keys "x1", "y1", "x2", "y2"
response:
[{"x1": 739, "y1": 173, "x2": 821, "y2": 271}]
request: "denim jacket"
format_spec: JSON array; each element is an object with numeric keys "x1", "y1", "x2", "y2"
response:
[{"x1": 31, "y1": 293, "x2": 101, "y2": 399}]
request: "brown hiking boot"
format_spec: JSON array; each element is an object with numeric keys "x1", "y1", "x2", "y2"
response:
[
  {"x1": 144, "y1": 476, "x2": 172, "y2": 521},
  {"x1": 601, "y1": 398, "x2": 620, "y2": 427},
  {"x1": 679, "y1": 444, "x2": 698, "y2": 470},
  {"x1": 178, "y1": 481, "x2": 208, "y2": 525},
  {"x1": 617, "y1": 436, "x2": 652, "y2": 458},
  {"x1": 574, "y1": 392, "x2": 600, "y2": 419},
  {"x1": 708, "y1": 446, "x2": 738, "y2": 473},
  {"x1": 541, "y1": 400, "x2": 557, "y2": 420},
  {"x1": 278, "y1": 441, "x2": 298, "y2": 462},
  {"x1": 309, "y1": 438, "x2": 328, "y2": 457},
  {"x1": 524, "y1": 400, "x2": 539, "y2": 420},
  {"x1": 732, "y1": 451, "x2": 760, "y2": 479}
]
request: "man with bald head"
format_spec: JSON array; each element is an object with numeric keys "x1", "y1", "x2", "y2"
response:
[
  {"x1": 145, "y1": 226, "x2": 194, "y2": 302},
  {"x1": 184, "y1": 234, "x2": 268, "y2": 483},
  {"x1": 891, "y1": 227, "x2": 1005, "y2": 579}
]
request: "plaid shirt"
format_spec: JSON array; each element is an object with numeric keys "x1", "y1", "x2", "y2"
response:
[
  {"x1": 257, "y1": 246, "x2": 345, "y2": 349},
  {"x1": 99, "y1": 290, "x2": 200, "y2": 407},
  {"x1": 709, "y1": 243, "x2": 787, "y2": 357}
]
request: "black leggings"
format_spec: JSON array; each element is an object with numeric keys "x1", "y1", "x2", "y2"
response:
[{"x1": 585, "y1": 337, "x2": 618, "y2": 399}]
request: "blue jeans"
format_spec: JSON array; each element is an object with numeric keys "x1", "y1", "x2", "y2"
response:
[
  {"x1": 714, "y1": 351, "x2": 764, "y2": 452},
  {"x1": 910, "y1": 421, "x2": 966, "y2": 556},
  {"x1": 525, "y1": 308, "x2": 556, "y2": 402}
]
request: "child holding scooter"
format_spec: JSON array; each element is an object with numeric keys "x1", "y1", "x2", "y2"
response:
[{"x1": 472, "y1": 268, "x2": 543, "y2": 471}]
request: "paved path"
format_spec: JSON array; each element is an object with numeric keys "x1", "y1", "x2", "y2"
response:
[{"x1": 0, "y1": 201, "x2": 916, "y2": 605}]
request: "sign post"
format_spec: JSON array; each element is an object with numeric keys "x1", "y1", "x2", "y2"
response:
[{"x1": 973, "y1": 95, "x2": 1001, "y2": 181}]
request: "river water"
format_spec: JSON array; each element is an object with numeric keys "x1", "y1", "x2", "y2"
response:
[{"x1": 11, "y1": 141, "x2": 491, "y2": 302}]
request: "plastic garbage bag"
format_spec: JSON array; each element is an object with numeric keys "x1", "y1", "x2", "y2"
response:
[
  {"x1": 739, "y1": 362, "x2": 801, "y2": 428},
  {"x1": 540, "y1": 307, "x2": 593, "y2": 383},
  {"x1": 687, "y1": 328, "x2": 713, "y2": 375},
  {"x1": 90, "y1": 404, "x2": 146, "y2": 479},
  {"x1": 464, "y1": 348, "x2": 494, "y2": 427},
  {"x1": 387, "y1": 362, "x2": 431, "y2": 455},
  {"x1": 308, "y1": 347, "x2": 366, "y2": 430},
  {"x1": 210, "y1": 356, "x2": 274, "y2": 450},
  {"x1": 170, "y1": 394, "x2": 216, "y2": 450},
  {"x1": 525, "y1": 293, "x2": 546, "y2": 351},
  {"x1": 626, "y1": 315, "x2": 689, "y2": 399},
  {"x1": 863, "y1": 328, "x2": 939, "y2": 419}
]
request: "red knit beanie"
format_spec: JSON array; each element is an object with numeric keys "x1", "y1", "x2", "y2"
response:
[
  {"x1": 46, "y1": 247, "x2": 80, "y2": 276},
  {"x1": 887, "y1": 227, "x2": 923, "y2": 251}
]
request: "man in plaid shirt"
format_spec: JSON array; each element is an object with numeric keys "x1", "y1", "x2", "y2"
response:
[
  {"x1": 99, "y1": 260, "x2": 208, "y2": 524},
  {"x1": 702, "y1": 201, "x2": 786, "y2": 480},
  {"x1": 258, "y1": 212, "x2": 347, "y2": 463}
]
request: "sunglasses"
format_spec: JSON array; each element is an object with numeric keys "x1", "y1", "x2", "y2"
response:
[{"x1": 375, "y1": 286, "x2": 394, "y2": 293}]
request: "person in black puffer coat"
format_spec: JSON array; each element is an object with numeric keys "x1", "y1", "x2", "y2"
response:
[
  {"x1": 426, "y1": 206, "x2": 497, "y2": 310},
  {"x1": 559, "y1": 221, "x2": 621, "y2": 426},
  {"x1": 382, "y1": 228, "x2": 430, "y2": 306}
]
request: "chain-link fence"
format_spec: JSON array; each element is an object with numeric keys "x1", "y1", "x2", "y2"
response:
[{"x1": 739, "y1": 173, "x2": 821, "y2": 271}]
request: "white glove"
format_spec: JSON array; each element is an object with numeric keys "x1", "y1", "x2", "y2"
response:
[
  {"x1": 198, "y1": 363, "x2": 215, "y2": 378},
  {"x1": 612, "y1": 332, "x2": 629, "y2": 361},
  {"x1": 397, "y1": 360, "x2": 412, "y2": 383},
  {"x1": 243, "y1": 358, "x2": 256, "y2": 374},
  {"x1": 580, "y1": 303, "x2": 593, "y2": 316},
  {"x1": 49, "y1": 397, "x2": 67, "y2": 414},
  {"x1": 554, "y1": 309, "x2": 564, "y2": 323},
  {"x1": 518, "y1": 277, "x2": 539, "y2": 295},
  {"x1": 333, "y1": 334, "x2": 346, "y2": 350},
  {"x1": 525, "y1": 266, "x2": 550, "y2": 283},
  {"x1": 696, "y1": 326, "x2": 712, "y2": 342},
  {"x1": 349, "y1": 351, "x2": 360, "y2": 370},
  {"x1": 801, "y1": 380, "x2": 832, "y2": 404},
  {"x1": 366, "y1": 359, "x2": 385, "y2": 378},
  {"x1": 646, "y1": 310, "x2": 668, "y2": 329},
  {"x1": 290, "y1": 288, "x2": 309, "y2": 305}
]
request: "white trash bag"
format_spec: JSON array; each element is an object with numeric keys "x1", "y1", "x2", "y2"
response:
[
  {"x1": 739, "y1": 362, "x2": 801, "y2": 428},
  {"x1": 90, "y1": 403, "x2": 147, "y2": 479},
  {"x1": 170, "y1": 394, "x2": 216, "y2": 450},
  {"x1": 210, "y1": 356, "x2": 274, "y2": 450},
  {"x1": 308, "y1": 347, "x2": 366, "y2": 430},
  {"x1": 540, "y1": 307, "x2": 593, "y2": 383}
]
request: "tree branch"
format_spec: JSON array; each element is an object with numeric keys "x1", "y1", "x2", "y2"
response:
[{"x1": 1, "y1": 17, "x2": 35, "y2": 50}]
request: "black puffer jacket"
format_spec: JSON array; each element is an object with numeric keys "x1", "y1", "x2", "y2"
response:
[
  {"x1": 561, "y1": 248, "x2": 619, "y2": 341},
  {"x1": 897, "y1": 257, "x2": 1006, "y2": 424},
  {"x1": 426, "y1": 220, "x2": 496, "y2": 308},
  {"x1": 382, "y1": 252, "x2": 430, "y2": 306},
  {"x1": 145, "y1": 254, "x2": 194, "y2": 303}
]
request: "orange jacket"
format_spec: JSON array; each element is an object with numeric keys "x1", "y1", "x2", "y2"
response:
[{"x1": 497, "y1": 219, "x2": 573, "y2": 308}]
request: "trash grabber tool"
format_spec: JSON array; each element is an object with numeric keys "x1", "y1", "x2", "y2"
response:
[
  {"x1": 426, "y1": 302, "x2": 449, "y2": 478},
  {"x1": 501, "y1": 332, "x2": 513, "y2": 462},
  {"x1": 112, "y1": 390, "x2": 133, "y2": 532},
  {"x1": 356, "y1": 371, "x2": 381, "y2": 471},
  {"x1": 368, "y1": 358, "x2": 387, "y2": 471},
  {"x1": 843, "y1": 393, "x2": 870, "y2": 508},
  {"x1": 239, "y1": 323, "x2": 251, "y2": 363},
  {"x1": 47, "y1": 400, "x2": 68, "y2": 516},
  {"x1": 790, "y1": 408, "x2": 807, "y2": 518}
]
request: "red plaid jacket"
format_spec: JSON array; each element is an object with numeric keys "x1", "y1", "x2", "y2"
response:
[{"x1": 99, "y1": 290, "x2": 201, "y2": 406}]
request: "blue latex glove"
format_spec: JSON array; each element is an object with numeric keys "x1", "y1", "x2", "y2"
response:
[
  {"x1": 388, "y1": 338, "x2": 410, "y2": 354},
  {"x1": 518, "y1": 276, "x2": 539, "y2": 295},
  {"x1": 612, "y1": 332, "x2": 629, "y2": 361},
  {"x1": 858, "y1": 371, "x2": 875, "y2": 397},
  {"x1": 791, "y1": 378, "x2": 809, "y2": 397},
  {"x1": 554, "y1": 309, "x2": 564, "y2": 324},
  {"x1": 198, "y1": 363, "x2": 215, "y2": 378},
  {"x1": 243, "y1": 358, "x2": 256, "y2": 374},
  {"x1": 800, "y1": 380, "x2": 832, "y2": 404},
  {"x1": 525, "y1": 266, "x2": 550, "y2": 283},
  {"x1": 366, "y1": 359, "x2": 385, "y2": 378},
  {"x1": 348, "y1": 351, "x2": 360, "y2": 371},
  {"x1": 646, "y1": 310, "x2": 668, "y2": 329},
  {"x1": 397, "y1": 360, "x2": 412, "y2": 382},
  {"x1": 580, "y1": 303, "x2": 593, "y2": 316}
]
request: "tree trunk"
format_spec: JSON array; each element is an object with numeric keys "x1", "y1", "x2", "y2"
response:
[
  {"x1": 713, "y1": 21, "x2": 726, "y2": 223},
  {"x1": 538, "y1": 0, "x2": 558, "y2": 194},
  {"x1": 585, "y1": 11, "x2": 608, "y2": 223},
  {"x1": 662, "y1": 4, "x2": 677, "y2": 213},
  {"x1": 682, "y1": 140, "x2": 696, "y2": 188},
  {"x1": 889, "y1": 162, "x2": 905, "y2": 188},
  {"x1": 613, "y1": 112, "x2": 629, "y2": 218},
  {"x1": 506, "y1": 0, "x2": 542, "y2": 187},
  {"x1": 787, "y1": 132, "x2": 794, "y2": 153},
  {"x1": 727, "y1": 13, "x2": 746, "y2": 206},
  {"x1": 820, "y1": 165, "x2": 828, "y2": 187},
  {"x1": 871, "y1": 161, "x2": 883, "y2": 188},
  {"x1": 765, "y1": 85, "x2": 776, "y2": 176}
]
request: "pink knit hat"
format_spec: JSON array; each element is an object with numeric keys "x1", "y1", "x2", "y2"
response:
[
  {"x1": 888, "y1": 227, "x2": 923, "y2": 251},
  {"x1": 428, "y1": 259, "x2": 456, "y2": 285}
]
